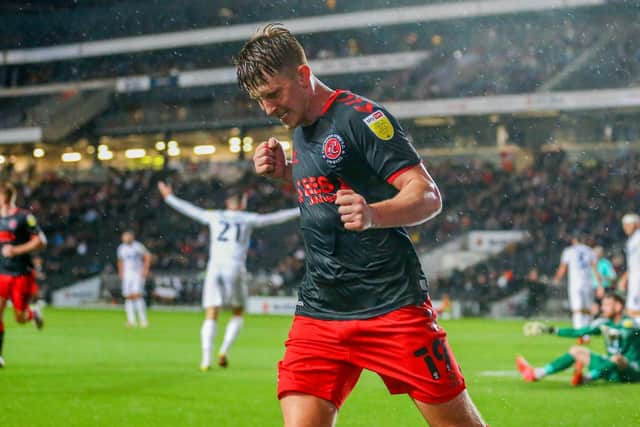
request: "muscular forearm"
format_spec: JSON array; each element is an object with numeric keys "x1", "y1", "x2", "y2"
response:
[
  {"x1": 12, "y1": 237, "x2": 45, "y2": 256},
  {"x1": 369, "y1": 179, "x2": 441, "y2": 228}
]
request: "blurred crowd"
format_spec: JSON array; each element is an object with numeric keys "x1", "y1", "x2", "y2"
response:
[
  {"x1": 8, "y1": 150, "x2": 638, "y2": 311},
  {"x1": 85, "y1": 13, "x2": 640, "y2": 135},
  {"x1": 0, "y1": 0, "x2": 433, "y2": 50},
  {"x1": 14, "y1": 163, "x2": 302, "y2": 297},
  {"x1": 426, "y1": 150, "x2": 639, "y2": 313}
]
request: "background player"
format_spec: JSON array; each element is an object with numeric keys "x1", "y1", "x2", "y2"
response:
[
  {"x1": 553, "y1": 232, "x2": 601, "y2": 338},
  {"x1": 0, "y1": 182, "x2": 47, "y2": 368},
  {"x1": 158, "y1": 181, "x2": 299, "y2": 371},
  {"x1": 591, "y1": 245, "x2": 617, "y2": 316},
  {"x1": 518, "y1": 292, "x2": 640, "y2": 386},
  {"x1": 619, "y1": 213, "x2": 640, "y2": 323},
  {"x1": 240, "y1": 24, "x2": 486, "y2": 427},
  {"x1": 117, "y1": 231, "x2": 151, "y2": 328}
]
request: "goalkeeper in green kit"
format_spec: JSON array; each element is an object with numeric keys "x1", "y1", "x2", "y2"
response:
[{"x1": 517, "y1": 292, "x2": 640, "y2": 386}]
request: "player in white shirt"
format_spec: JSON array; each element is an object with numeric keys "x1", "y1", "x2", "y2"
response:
[
  {"x1": 158, "y1": 181, "x2": 299, "y2": 371},
  {"x1": 553, "y1": 233, "x2": 601, "y2": 334},
  {"x1": 117, "y1": 231, "x2": 151, "y2": 328},
  {"x1": 619, "y1": 213, "x2": 640, "y2": 323}
]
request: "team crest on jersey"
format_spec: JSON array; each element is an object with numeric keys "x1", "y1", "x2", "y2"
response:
[
  {"x1": 363, "y1": 110, "x2": 394, "y2": 141},
  {"x1": 322, "y1": 134, "x2": 345, "y2": 166},
  {"x1": 8, "y1": 219, "x2": 16, "y2": 230}
]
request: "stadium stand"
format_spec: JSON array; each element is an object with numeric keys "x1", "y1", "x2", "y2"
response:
[
  {"x1": 0, "y1": 0, "x2": 639, "y2": 314},
  {"x1": 0, "y1": 0, "x2": 440, "y2": 49},
  {"x1": 5, "y1": 145, "x2": 633, "y2": 313}
]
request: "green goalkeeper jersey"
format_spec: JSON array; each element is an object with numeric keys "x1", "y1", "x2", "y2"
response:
[{"x1": 557, "y1": 317, "x2": 640, "y2": 364}]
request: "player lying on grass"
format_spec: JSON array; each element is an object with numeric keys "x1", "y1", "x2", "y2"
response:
[{"x1": 517, "y1": 292, "x2": 640, "y2": 386}]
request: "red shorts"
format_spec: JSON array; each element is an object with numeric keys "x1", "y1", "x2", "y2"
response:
[
  {"x1": 277, "y1": 301, "x2": 466, "y2": 409},
  {"x1": 0, "y1": 273, "x2": 36, "y2": 312}
]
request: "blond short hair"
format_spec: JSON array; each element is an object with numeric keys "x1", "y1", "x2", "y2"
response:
[{"x1": 234, "y1": 24, "x2": 308, "y2": 97}]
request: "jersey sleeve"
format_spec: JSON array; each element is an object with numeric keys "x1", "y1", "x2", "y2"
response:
[
  {"x1": 556, "y1": 324, "x2": 602, "y2": 338},
  {"x1": 164, "y1": 194, "x2": 212, "y2": 225},
  {"x1": 136, "y1": 242, "x2": 150, "y2": 256},
  {"x1": 601, "y1": 260, "x2": 617, "y2": 280},
  {"x1": 346, "y1": 106, "x2": 421, "y2": 184},
  {"x1": 23, "y1": 211, "x2": 46, "y2": 244},
  {"x1": 631, "y1": 233, "x2": 640, "y2": 253},
  {"x1": 560, "y1": 248, "x2": 570, "y2": 265},
  {"x1": 117, "y1": 245, "x2": 124, "y2": 260},
  {"x1": 249, "y1": 208, "x2": 300, "y2": 228}
]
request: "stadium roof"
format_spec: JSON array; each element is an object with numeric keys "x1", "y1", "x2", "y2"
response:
[{"x1": 1, "y1": 0, "x2": 605, "y2": 65}]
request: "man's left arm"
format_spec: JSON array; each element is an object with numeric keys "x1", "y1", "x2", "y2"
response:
[
  {"x1": 143, "y1": 252, "x2": 151, "y2": 279},
  {"x1": 3, "y1": 234, "x2": 46, "y2": 257},
  {"x1": 2, "y1": 213, "x2": 47, "y2": 258},
  {"x1": 371, "y1": 164, "x2": 442, "y2": 227},
  {"x1": 337, "y1": 105, "x2": 441, "y2": 232},
  {"x1": 335, "y1": 164, "x2": 441, "y2": 231},
  {"x1": 552, "y1": 258, "x2": 568, "y2": 285}
]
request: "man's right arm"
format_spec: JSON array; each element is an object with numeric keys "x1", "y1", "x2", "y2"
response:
[
  {"x1": 164, "y1": 195, "x2": 210, "y2": 225},
  {"x1": 253, "y1": 137, "x2": 292, "y2": 182}
]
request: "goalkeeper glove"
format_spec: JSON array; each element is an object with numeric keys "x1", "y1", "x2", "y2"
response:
[{"x1": 523, "y1": 321, "x2": 556, "y2": 336}]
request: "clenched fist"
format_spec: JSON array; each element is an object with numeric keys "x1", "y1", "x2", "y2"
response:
[
  {"x1": 253, "y1": 137, "x2": 287, "y2": 179},
  {"x1": 335, "y1": 189, "x2": 375, "y2": 231},
  {"x1": 2, "y1": 244, "x2": 16, "y2": 258}
]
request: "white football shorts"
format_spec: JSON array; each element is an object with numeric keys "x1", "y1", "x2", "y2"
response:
[
  {"x1": 122, "y1": 275, "x2": 145, "y2": 297},
  {"x1": 626, "y1": 278, "x2": 640, "y2": 313},
  {"x1": 202, "y1": 263, "x2": 247, "y2": 308},
  {"x1": 569, "y1": 284, "x2": 593, "y2": 312}
]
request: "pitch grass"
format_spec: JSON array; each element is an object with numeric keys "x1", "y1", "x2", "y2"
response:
[{"x1": 1, "y1": 309, "x2": 639, "y2": 426}]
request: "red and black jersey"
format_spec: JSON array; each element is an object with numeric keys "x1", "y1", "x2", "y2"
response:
[
  {"x1": 292, "y1": 90, "x2": 428, "y2": 320},
  {"x1": 0, "y1": 208, "x2": 44, "y2": 276}
]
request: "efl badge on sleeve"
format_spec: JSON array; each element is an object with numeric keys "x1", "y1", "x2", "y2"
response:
[
  {"x1": 363, "y1": 110, "x2": 394, "y2": 141},
  {"x1": 26, "y1": 214, "x2": 37, "y2": 227}
]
